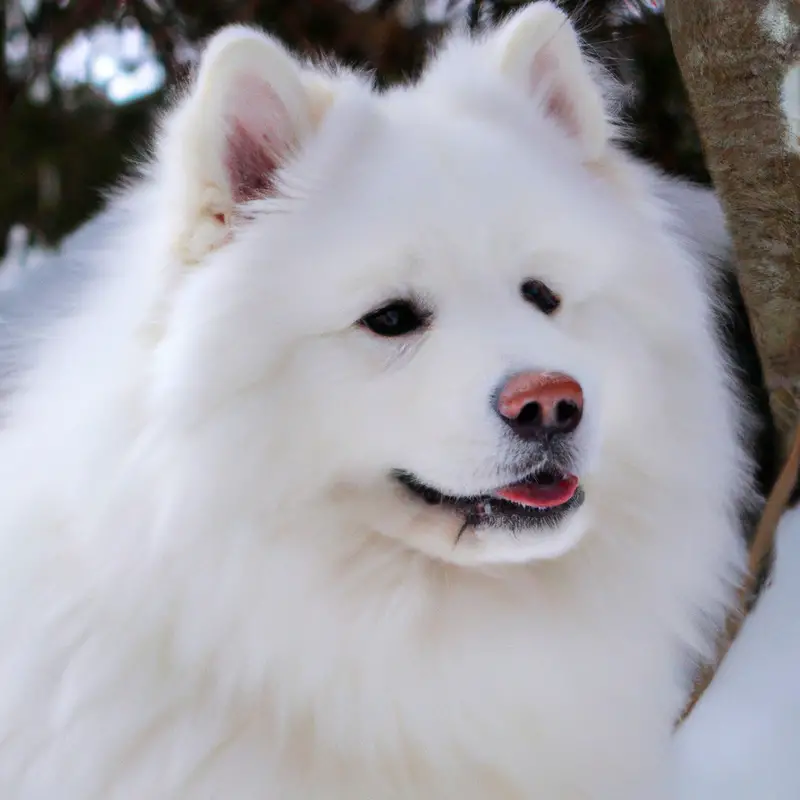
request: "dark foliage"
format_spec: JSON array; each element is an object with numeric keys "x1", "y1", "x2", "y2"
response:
[{"x1": 2, "y1": 0, "x2": 706, "y2": 257}]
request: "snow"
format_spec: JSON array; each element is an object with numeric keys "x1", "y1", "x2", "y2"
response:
[
  {"x1": 674, "y1": 505, "x2": 800, "y2": 798},
  {"x1": 780, "y1": 65, "x2": 800, "y2": 154},
  {"x1": 759, "y1": 0, "x2": 798, "y2": 45},
  {"x1": 53, "y1": 21, "x2": 166, "y2": 106}
]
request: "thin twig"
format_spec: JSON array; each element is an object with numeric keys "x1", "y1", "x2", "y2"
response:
[{"x1": 677, "y1": 420, "x2": 800, "y2": 725}]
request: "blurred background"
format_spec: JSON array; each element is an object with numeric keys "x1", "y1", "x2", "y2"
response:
[{"x1": 1, "y1": 0, "x2": 705, "y2": 270}]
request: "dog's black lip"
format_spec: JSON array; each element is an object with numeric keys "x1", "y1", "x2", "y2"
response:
[{"x1": 392, "y1": 467, "x2": 584, "y2": 529}]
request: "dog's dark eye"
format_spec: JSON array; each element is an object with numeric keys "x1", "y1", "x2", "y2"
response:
[
  {"x1": 521, "y1": 279, "x2": 560, "y2": 315},
  {"x1": 359, "y1": 301, "x2": 427, "y2": 337}
]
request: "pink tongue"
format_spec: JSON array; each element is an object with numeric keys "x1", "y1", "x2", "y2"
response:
[{"x1": 493, "y1": 474, "x2": 578, "y2": 509}]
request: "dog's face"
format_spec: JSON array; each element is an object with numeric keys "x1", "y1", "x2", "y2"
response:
[{"x1": 153, "y1": 6, "x2": 723, "y2": 566}]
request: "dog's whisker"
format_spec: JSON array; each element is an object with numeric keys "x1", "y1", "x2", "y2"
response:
[{"x1": 454, "y1": 519, "x2": 470, "y2": 546}]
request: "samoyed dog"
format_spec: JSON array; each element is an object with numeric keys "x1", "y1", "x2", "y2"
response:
[{"x1": 0, "y1": 3, "x2": 756, "y2": 798}]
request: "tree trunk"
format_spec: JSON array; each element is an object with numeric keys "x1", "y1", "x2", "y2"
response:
[{"x1": 665, "y1": 0, "x2": 800, "y2": 455}]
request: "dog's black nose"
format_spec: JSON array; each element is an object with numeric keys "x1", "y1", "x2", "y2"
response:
[{"x1": 496, "y1": 371, "x2": 583, "y2": 441}]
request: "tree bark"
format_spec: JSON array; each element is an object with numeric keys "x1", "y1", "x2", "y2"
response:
[{"x1": 666, "y1": 0, "x2": 800, "y2": 454}]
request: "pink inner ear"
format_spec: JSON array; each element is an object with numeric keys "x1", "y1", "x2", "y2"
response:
[
  {"x1": 544, "y1": 90, "x2": 577, "y2": 136},
  {"x1": 530, "y1": 49, "x2": 579, "y2": 140},
  {"x1": 223, "y1": 77, "x2": 292, "y2": 204},
  {"x1": 225, "y1": 120, "x2": 280, "y2": 203}
]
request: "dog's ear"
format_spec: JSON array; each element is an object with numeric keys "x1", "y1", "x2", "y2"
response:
[
  {"x1": 490, "y1": 2, "x2": 612, "y2": 163},
  {"x1": 163, "y1": 26, "x2": 332, "y2": 263}
]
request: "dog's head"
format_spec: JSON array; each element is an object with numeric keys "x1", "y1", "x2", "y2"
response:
[{"x1": 145, "y1": 4, "x2": 738, "y2": 567}]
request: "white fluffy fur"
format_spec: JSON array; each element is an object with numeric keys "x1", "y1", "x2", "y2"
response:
[{"x1": 0, "y1": 4, "x2": 753, "y2": 798}]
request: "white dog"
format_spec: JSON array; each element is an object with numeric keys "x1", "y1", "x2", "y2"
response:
[{"x1": 0, "y1": 4, "x2": 755, "y2": 798}]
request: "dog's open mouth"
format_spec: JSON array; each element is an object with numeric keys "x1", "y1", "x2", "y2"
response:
[{"x1": 393, "y1": 467, "x2": 584, "y2": 529}]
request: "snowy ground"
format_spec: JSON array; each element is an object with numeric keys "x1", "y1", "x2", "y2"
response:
[{"x1": 674, "y1": 506, "x2": 800, "y2": 798}]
